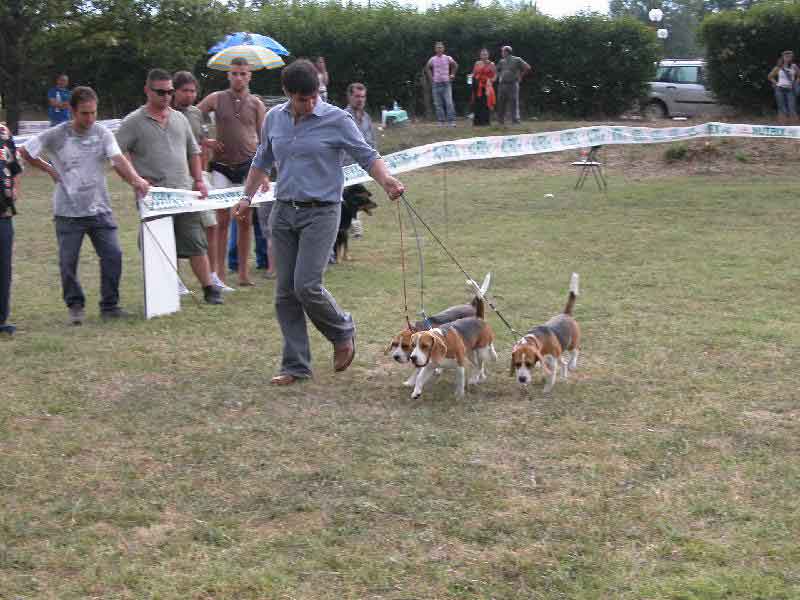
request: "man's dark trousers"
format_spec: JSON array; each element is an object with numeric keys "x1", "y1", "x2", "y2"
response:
[
  {"x1": 54, "y1": 214, "x2": 123, "y2": 311},
  {"x1": 0, "y1": 218, "x2": 13, "y2": 324}
]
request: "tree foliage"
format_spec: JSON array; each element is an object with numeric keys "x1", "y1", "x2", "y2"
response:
[
  {"x1": 2, "y1": 0, "x2": 660, "y2": 130},
  {"x1": 700, "y1": 1, "x2": 800, "y2": 113}
]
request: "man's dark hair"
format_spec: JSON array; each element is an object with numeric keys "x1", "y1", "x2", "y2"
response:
[
  {"x1": 173, "y1": 70, "x2": 197, "y2": 89},
  {"x1": 230, "y1": 57, "x2": 250, "y2": 68},
  {"x1": 147, "y1": 68, "x2": 172, "y2": 84},
  {"x1": 281, "y1": 59, "x2": 320, "y2": 95},
  {"x1": 69, "y1": 86, "x2": 98, "y2": 110},
  {"x1": 347, "y1": 82, "x2": 366, "y2": 96}
]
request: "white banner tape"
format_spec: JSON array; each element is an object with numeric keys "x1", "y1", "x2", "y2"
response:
[{"x1": 138, "y1": 122, "x2": 800, "y2": 220}]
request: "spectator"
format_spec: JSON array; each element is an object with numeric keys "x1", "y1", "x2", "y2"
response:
[
  {"x1": 172, "y1": 70, "x2": 218, "y2": 295},
  {"x1": 197, "y1": 57, "x2": 266, "y2": 289},
  {"x1": 471, "y1": 48, "x2": 496, "y2": 127},
  {"x1": 234, "y1": 59, "x2": 404, "y2": 386},
  {"x1": 338, "y1": 82, "x2": 377, "y2": 251},
  {"x1": 47, "y1": 74, "x2": 72, "y2": 127},
  {"x1": 768, "y1": 51, "x2": 798, "y2": 124},
  {"x1": 426, "y1": 42, "x2": 458, "y2": 127},
  {"x1": 496, "y1": 45, "x2": 531, "y2": 125},
  {"x1": 314, "y1": 57, "x2": 330, "y2": 103},
  {"x1": 116, "y1": 69, "x2": 223, "y2": 306},
  {"x1": 0, "y1": 122, "x2": 22, "y2": 335},
  {"x1": 21, "y1": 86, "x2": 150, "y2": 324}
]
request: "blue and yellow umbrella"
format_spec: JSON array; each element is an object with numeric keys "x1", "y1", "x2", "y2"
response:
[{"x1": 207, "y1": 45, "x2": 285, "y2": 72}]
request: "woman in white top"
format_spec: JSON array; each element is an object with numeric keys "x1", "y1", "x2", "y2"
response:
[
  {"x1": 315, "y1": 56, "x2": 329, "y2": 103},
  {"x1": 768, "y1": 50, "x2": 799, "y2": 123}
]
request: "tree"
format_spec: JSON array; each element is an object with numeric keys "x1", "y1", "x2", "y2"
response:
[{"x1": 0, "y1": 0, "x2": 86, "y2": 133}]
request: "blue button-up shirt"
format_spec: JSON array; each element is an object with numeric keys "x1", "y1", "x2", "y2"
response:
[{"x1": 252, "y1": 99, "x2": 380, "y2": 203}]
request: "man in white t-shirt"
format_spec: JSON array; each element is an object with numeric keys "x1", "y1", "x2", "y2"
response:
[
  {"x1": 21, "y1": 86, "x2": 149, "y2": 325},
  {"x1": 426, "y1": 41, "x2": 458, "y2": 126}
]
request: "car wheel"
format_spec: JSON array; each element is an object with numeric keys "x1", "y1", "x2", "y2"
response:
[{"x1": 644, "y1": 101, "x2": 667, "y2": 120}]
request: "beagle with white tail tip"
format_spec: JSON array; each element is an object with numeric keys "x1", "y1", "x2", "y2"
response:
[
  {"x1": 510, "y1": 273, "x2": 581, "y2": 393},
  {"x1": 409, "y1": 317, "x2": 497, "y2": 400}
]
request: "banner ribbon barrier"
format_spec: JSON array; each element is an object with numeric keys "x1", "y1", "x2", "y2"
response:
[{"x1": 139, "y1": 121, "x2": 799, "y2": 219}]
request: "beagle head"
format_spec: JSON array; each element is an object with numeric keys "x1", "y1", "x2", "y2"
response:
[
  {"x1": 385, "y1": 327, "x2": 416, "y2": 363},
  {"x1": 510, "y1": 337, "x2": 549, "y2": 385},
  {"x1": 409, "y1": 330, "x2": 447, "y2": 368}
]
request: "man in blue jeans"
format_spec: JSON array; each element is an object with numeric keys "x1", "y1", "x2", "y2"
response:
[
  {"x1": 426, "y1": 42, "x2": 459, "y2": 126},
  {"x1": 22, "y1": 87, "x2": 150, "y2": 325}
]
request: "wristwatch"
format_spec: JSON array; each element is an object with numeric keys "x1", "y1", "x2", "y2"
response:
[{"x1": 240, "y1": 195, "x2": 252, "y2": 206}]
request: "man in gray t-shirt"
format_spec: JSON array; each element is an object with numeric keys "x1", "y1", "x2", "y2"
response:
[
  {"x1": 496, "y1": 45, "x2": 532, "y2": 125},
  {"x1": 22, "y1": 86, "x2": 149, "y2": 324}
]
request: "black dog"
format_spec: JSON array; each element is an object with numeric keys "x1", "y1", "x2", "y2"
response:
[{"x1": 335, "y1": 184, "x2": 377, "y2": 262}]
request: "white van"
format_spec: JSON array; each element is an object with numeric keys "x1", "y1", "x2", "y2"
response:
[{"x1": 645, "y1": 59, "x2": 724, "y2": 119}]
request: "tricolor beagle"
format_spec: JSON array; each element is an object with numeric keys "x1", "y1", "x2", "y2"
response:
[
  {"x1": 409, "y1": 317, "x2": 497, "y2": 400},
  {"x1": 510, "y1": 273, "x2": 581, "y2": 393},
  {"x1": 386, "y1": 273, "x2": 492, "y2": 387}
]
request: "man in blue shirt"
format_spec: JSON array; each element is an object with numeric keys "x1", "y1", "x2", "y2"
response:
[
  {"x1": 47, "y1": 74, "x2": 72, "y2": 127},
  {"x1": 234, "y1": 59, "x2": 405, "y2": 386}
]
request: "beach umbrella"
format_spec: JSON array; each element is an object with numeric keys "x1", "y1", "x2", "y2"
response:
[
  {"x1": 209, "y1": 32, "x2": 290, "y2": 56},
  {"x1": 207, "y1": 45, "x2": 284, "y2": 72}
]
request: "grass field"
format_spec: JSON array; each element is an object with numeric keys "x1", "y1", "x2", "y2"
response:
[{"x1": 1, "y1": 123, "x2": 799, "y2": 599}]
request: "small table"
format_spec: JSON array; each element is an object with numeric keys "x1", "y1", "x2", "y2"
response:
[{"x1": 381, "y1": 108, "x2": 409, "y2": 127}]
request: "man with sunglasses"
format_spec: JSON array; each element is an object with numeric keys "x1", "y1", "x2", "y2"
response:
[{"x1": 116, "y1": 68, "x2": 223, "y2": 305}]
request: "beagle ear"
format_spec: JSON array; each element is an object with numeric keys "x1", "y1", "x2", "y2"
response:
[
  {"x1": 383, "y1": 341, "x2": 394, "y2": 355},
  {"x1": 431, "y1": 335, "x2": 447, "y2": 363}
]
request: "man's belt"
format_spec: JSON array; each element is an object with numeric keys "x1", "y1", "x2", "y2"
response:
[{"x1": 278, "y1": 198, "x2": 331, "y2": 209}]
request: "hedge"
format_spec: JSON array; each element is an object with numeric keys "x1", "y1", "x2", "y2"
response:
[
  {"x1": 700, "y1": 3, "x2": 800, "y2": 114},
  {"x1": 235, "y1": 5, "x2": 659, "y2": 119}
]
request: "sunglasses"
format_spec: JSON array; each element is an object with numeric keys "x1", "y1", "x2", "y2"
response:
[{"x1": 149, "y1": 87, "x2": 175, "y2": 97}]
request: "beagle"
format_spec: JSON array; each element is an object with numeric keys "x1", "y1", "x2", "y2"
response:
[
  {"x1": 409, "y1": 317, "x2": 497, "y2": 400},
  {"x1": 510, "y1": 273, "x2": 581, "y2": 393},
  {"x1": 386, "y1": 273, "x2": 492, "y2": 387}
]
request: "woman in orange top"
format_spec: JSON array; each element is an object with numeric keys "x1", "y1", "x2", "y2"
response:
[{"x1": 472, "y1": 48, "x2": 496, "y2": 126}]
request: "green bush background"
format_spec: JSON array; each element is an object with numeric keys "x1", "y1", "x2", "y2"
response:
[
  {"x1": 19, "y1": 2, "x2": 659, "y2": 120},
  {"x1": 700, "y1": 2, "x2": 800, "y2": 114}
]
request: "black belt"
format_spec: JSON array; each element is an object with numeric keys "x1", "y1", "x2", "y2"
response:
[{"x1": 278, "y1": 198, "x2": 331, "y2": 209}]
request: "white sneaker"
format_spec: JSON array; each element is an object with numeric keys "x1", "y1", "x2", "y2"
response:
[
  {"x1": 211, "y1": 272, "x2": 236, "y2": 293},
  {"x1": 178, "y1": 280, "x2": 190, "y2": 296}
]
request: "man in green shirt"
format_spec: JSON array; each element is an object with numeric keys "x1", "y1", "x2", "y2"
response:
[
  {"x1": 496, "y1": 45, "x2": 532, "y2": 125},
  {"x1": 116, "y1": 68, "x2": 222, "y2": 305}
]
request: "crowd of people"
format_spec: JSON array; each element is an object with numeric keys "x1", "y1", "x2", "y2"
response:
[
  {"x1": 426, "y1": 42, "x2": 532, "y2": 127},
  {"x1": 1, "y1": 59, "x2": 404, "y2": 387}
]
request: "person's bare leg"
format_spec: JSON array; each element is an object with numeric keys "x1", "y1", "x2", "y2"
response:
[
  {"x1": 206, "y1": 224, "x2": 219, "y2": 276},
  {"x1": 237, "y1": 207, "x2": 254, "y2": 285},
  {"x1": 215, "y1": 208, "x2": 231, "y2": 284},
  {"x1": 189, "y1": 254, "x2": 213, "y2": 287},
  {"x1": 266, "y1": 237, "x2": 276, "y2": 277}
]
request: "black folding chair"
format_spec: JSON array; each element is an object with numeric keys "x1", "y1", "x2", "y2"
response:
[{"x1": 572, "y1": 145, "x2": 607, "y2": 191}]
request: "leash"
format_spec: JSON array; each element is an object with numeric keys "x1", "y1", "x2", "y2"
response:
[
  {"x1": 394, "y1": 200, "x2": 413, "y2": 329},
  {"x1": 399, "y1": 193, "x2": 523, "y2": 340},
  {"x1": 141, "y1": 220, "x2": 201, "y2": 308},
  {"x1": 400, "y1": 193, "x2": 432, "y2": 328}
]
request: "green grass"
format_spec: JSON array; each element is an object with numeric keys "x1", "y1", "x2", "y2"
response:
[{"x1": 1, "y1": 129, "x2": 799, "y2": 599}]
